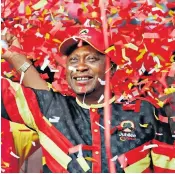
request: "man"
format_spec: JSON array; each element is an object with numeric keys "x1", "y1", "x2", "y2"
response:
[{"x1": 1, "y1": 27, "x2": 175, "y2": 173}]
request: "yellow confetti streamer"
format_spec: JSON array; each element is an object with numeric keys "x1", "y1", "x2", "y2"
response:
[
  {"x1": 38, "y1": 17, "x2": 44, "y2": 21},
  {"x1": 156, "y1": 3, "x2": 164, "y2": 10},
  {"x1": 108, "y1": 17, "x2": 113, "y2": 25},
  {"x1": 32, "y1": 0, "x2": 48, "y2": 10},
  {"x1": 153, "y1": 109, "x2": 159, "y2": 120},
  {"x1": 168, "y1": 10, "x2": 175, "y2": 17},
  {"x1": 81, "y1": 2, "x2": 88, "y2": 12},
  {"x1": 105, "y1": 45, "x2": 115, "y2": 53},
  {"x1": 52, "y1": 39, "x2": 61, "y2": 43},
  {"x1": 91, "y1": 11, "x2": 98, "y2": 18},
  {"x1": 42, "y1": 9, "x2": 48, "y2": 17},
  {"x1": 26, "y1": 6, "x2": 31, "y2": 15},
  {"x1": 126, "y1": 69, "x2": 133, "y2": 74},
  {"x1": 122, "y1": 48, "x2": 130, "y2": 61},
  {"x1": 157, "y1": 55, "x2": 165, "y2": 62},
  {"x1": 85, "y1": 157, "x2": 97, "y2": 162},
  {"x1": 111, "y1": 7, "x2": 118, "y2": 14},
  {"x1": 125, "y1": 43, "x2": 138, "y2": 51},
  {"x1": 136, "y1": 49, "x2": 147, "y2": 62},
  {"x1": 4, "y1": 72, "x2": 13, "y2": 78},
  {"x1": 139, "y1": 123, "x2": 149, "y2": 128},
  {"x1": 42, "y1": 156, "x2": 46, "y2": 165},
  {"x1": 170, "y1": 55, "x2": 175, "y2": 62},
  {"x1": 164, "y1": 88, "x2": 175, "y2": 95},
  {"x1": 2, "y1": 161, "x2": 10, "y2": 168},
  {"x1": 155, "y1": 98, "x2": 164, "y2": 108},
  {"x1": 128, "y1": 83, "x2": 133, "y2": 90},
  {"x1": 45, "y1": 33, "x2": 50, "y2": 39},
  {"x1": 47, "y1": 82, "x2": 52, "y2": 90},
  {"x1": 14, "y1": 17, "x2": 20, "y2": 20}
]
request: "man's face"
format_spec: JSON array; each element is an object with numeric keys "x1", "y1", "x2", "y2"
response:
[{"x1": 66, "y1": 45, "x2": 106, "y2": 95}]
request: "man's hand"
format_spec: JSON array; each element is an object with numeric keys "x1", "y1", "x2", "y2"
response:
[
  {"x1": 1, "y1": 33, "x2": 49, "y2": 90},
  {"x1": 1, "y1": 33, "x2": 22, "y2": 60}
]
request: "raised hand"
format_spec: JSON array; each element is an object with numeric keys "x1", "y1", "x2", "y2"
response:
[{"x1": 1, "y1": 33, "x2": 22, "y2": 60}]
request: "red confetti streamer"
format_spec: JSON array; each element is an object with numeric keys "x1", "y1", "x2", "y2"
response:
[{"x1": 100, "y1": 0, "x2": 116, "y2": 172}]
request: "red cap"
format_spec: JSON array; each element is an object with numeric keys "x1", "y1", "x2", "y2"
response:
[{"x1": 59, "y1": 27, "x2": 106, "y2": 55}]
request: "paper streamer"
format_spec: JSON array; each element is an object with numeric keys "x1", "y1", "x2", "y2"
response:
[{"x1": 100, "y1": 0, "x2": 116, "y2": 172}]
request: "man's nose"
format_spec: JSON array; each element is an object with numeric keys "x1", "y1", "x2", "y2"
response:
[{"x1": 76, "y1": 62, "x2": 89, "y2": 72}]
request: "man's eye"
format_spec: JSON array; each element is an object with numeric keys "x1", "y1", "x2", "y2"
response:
[
  {"x1": 69, "y1": 57, "x2": 78, "y2": 63},
  {"x1": 87, "y1": 56, "x2": 98, "y2": 62}
]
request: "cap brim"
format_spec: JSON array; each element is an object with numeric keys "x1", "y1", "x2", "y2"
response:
[
  {"x1": 59, "y1": 37, "x2": 78, "y2": 55},
  {"x1": 59, "y1": 36, "x2": 105, "y2": 55}
]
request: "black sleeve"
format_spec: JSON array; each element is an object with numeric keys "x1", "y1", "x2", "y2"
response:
[
  {"x1": 153, "y1": 107, "x2": 174, "y2": 145},
  {"x1": 163, "y1": 93, "x2": 175, "y2": 139},
  {"x1": 141, "y1": 100, "x2": 174, "y2": 144},
  {"x1": 32, "y1": 89, "x2": 55, "y2": 115}
]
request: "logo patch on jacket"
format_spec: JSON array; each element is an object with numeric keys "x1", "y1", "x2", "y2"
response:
[{"x1": 118, "y1": 120, "x2": 136, "y2": 141}]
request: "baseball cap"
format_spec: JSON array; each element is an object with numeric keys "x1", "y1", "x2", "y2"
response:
[{"x1": 59, "y1": 27, "x2": 106, "y2": 55}]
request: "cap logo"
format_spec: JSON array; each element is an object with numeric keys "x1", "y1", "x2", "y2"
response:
[
  {"x1": 79, "y1": 29, "x2": 89, "y2": 35},
  {"x1": 78, "y1": 29, "x2": 91, "y2": 40}
]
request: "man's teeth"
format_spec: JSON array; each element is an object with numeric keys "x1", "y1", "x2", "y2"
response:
[{"x1": 76, "y1": 77, "x2": 89, "y2": 81}]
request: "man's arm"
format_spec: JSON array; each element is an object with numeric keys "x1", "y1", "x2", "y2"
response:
[{"x1": 1, "y1": 33, "x2": 49, "y2": 90}]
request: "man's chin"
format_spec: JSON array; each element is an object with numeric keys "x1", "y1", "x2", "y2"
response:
[{"x1": 74, "y1": 88, "x2": 96, "y2": 96}]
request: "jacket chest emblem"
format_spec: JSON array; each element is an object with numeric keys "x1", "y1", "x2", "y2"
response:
[{"x1": 118, "y1": 120, "x2": 136, "y2": 141}]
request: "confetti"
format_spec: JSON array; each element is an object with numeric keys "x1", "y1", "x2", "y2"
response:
[
  {"x1": 140, "y1": 144, "x2": 158, "y2": 152},
  {"x1": 95, "y1": 121, "x2": 105, "y2": 129},
  {"x1": 111, "y1": 155, "x2": 118, "y2": 162},
  {"x1": 0, "y1": 40, "x2": 8, "y2": 50},
  {"x1": 143, "y1": 33, "x2": 160, "y2": 38},
  {"x1": 125, "y1": 43, "x2": 138, "y2": 51},
  {"x1": 32, "y1": 0, "x2": 48, "y2": 10},
  {"x1": 77, "y1": 157, "x2": 90, "y2": 172},
  {"x1": 40, "y1": 56, "x2": 50, "y2": 71},
  {"x1": 14, "y1": 24, "x2": 24, "y2": 31},
  {"x1": 35, "y1": 32, "x2": 44, "y2": 38},
  {"x1": 77, "y1": 145, "x2": 83, "y2": 158},
  {"x1": 155, "y1": 133, "x2": 163, "y2": 136},
  {"x1": 32, "y1": 141, "x2": 36, "y2": 146},
  {"x1": 1, "y1": 168, "x2": 5, "y2": 173},
  {"x1": 48, "y1": 116, "x2": 60, "y2": 123},
  {"x1": 49, "y1": 68, "x2": 59, "y2": 73},
  {"x1": 1, "y1": 0, "x2": 174, "y2": 116},
  {"x1": 1, "y1": 27, "x2": 8, "y2": 36},
  {"x1": 98, "y1": 78, "x2": 105, "y2": 85},
  {"x1": 19, "y1": 71, "x2": 24, "y2": 85},
  {"x1": 139, "y1": 123, "x2": 149, "y2": 128},
  {"x1": 97, "y1": 94, "x2": 104, "y2": 103},
  {"x1": 10, "y1": 151, "x2": 20, "y2": 159},
  {"x1": 85, "y1": 157, "x2": 97, "y2": 162}
]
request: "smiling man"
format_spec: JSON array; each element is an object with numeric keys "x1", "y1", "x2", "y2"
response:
[
  {"x1": 1, "y1": 27, "x2": 175, "y2": 173},
  {"x1": 66, "y1": 44, "x2": 106, "y2": 104}
]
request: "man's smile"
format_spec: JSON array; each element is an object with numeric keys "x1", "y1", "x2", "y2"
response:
[{"x1": 72, "y1": 75, "x2": 94, "y2": 85}]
